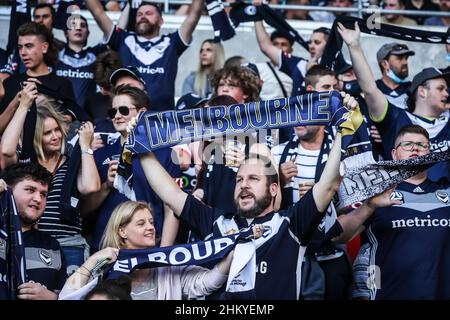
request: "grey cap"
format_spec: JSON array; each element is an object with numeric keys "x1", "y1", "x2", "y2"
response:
[
  {"x1": 409, "y1": 67, "x2": 450, "y2": 95},
  {"x1": 376, "y1": 43, "x2": 415, "y2": 63}
]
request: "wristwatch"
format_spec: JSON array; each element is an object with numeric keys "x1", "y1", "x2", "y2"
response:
[{"x1": 82, "y1": 148, "x2": 94, "y2": 155}]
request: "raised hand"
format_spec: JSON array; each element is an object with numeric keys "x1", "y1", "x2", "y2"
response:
[
  {"x1": 340, "y1": 91, "x2": 359, "y2": 110},
  {"x1": 337, "y1": 21, "x2": 360, "y2": 48},
  {"x1": 367, "y1": 186, "x2": 402, "y2": 209}
]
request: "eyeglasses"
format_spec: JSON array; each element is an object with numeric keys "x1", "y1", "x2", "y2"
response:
[
  {"x1": 107, "y1": 106, "x2": 137, "y2": 118},
  {"x1": 395, "y1": 141, "x2": 430, "y2": 151}
]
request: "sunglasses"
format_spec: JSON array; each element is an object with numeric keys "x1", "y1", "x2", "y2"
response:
[{"x1": 107, "y1": 106, "x2": 137, "y2": 118}]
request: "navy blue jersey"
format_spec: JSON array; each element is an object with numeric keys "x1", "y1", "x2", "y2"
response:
[
  {"x1": 364, "y1": 180, "x2": 450, "y2": 299},
  {"x1": 179, "y1": 191, "x2": 342, "y2": 299},
  {"x1": 373, "y1": 102, "x2": 450, "y2": 182},
  {"x1": 279, "y1": 51, "x2": 308, "y2": 96},
  {"x1": 376, "y1": 79, "x2": 410, "y2": 110},
  {"x1": 55, "y1": 44, "x2": 107, "y2": 108},
  {"x1": 23, "y1": 229, "x2": 67, "y2": 292},
  {"x1": 107, "y1": 27, "x2": 189, "y2": 110},
  {"x1": 92, "y1": 139, "x2": 181, "y2": 251}
]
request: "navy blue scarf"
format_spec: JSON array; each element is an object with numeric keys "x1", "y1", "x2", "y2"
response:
[
  {"x1": 104, "y1": 226, "x2": 258, "y2": 298},
  {"x1": 206, "y1": 0, "x2": 236, "y2": 42},
  {"x1": 0, "y1": 190, "x2": 27, "y2": 300},
  {"x1": 125, "y1": 91, "x2": 351, "y2": 154},
  {"x1": 53, "y1": 0, "x2": 84, "y2": 31},
  {"x1": 321, "y1": 16, "x2": 450, "y2": 72},
  {"x1": 229, "y1": 2, "x2": 309, "y2": 51},
  {"x1": 3, "y1": 0, "x2": 31, "y2": 75}
]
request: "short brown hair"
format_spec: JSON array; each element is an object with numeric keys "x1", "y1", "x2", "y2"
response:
[
  {"x1": 395, "y1": 124, "x2": 429, "y2": 144},
  {"x1": 93, "y1": 50, "x2": 122, "y2": 90},
  {"x1": 305, "y1": 65, "x2": 336, "y2": 88},
  {"x1": 113, "y1": 85, "x2": 150, "y2": 110},
  {"x1": 17, "y1": 22, "x2": 58, "y2": 66}
]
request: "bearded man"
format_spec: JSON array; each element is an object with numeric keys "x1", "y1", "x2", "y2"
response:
[{"x1": 86, "y1": 0, "x2": 204, "y2": 110}]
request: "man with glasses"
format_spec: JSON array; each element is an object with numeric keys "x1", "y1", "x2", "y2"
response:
[
  {"x1": 335, "y1": 124, "x2": 450, "y2": 299},
  {"x1": 338, "y1": 23, "x2": 450, "y2": 183},
  {"x1": 375, "y1": 43, "x2": 415, "y2": 110}
]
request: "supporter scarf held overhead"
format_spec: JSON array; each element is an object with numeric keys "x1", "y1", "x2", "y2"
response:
[
  {"x1": 205, "y1": 0, "x2": 236, "y2": 42},
  {"x1": 229, "y1": 2, "x2": 309, "y2": 51},
  {"x1": 321, "y1": 16, "x2": 450, "y2": 72},
  {"x1": 125, "y1": 91, "x2": 352, "y2": 154}
]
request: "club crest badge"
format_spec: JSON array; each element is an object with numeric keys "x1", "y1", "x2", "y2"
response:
[
  {"x1": 435, "y1": 191, "x2": 449, "y2": 205},
  {"x1": 390, "y1": 191, "x2": 404, "y2": 203}
]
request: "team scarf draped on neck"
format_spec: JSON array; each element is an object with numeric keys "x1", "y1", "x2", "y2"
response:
[
  {"x1": 229, "y1": 2, "x2": 309, "y2": 51},
  {"x1": 0, "y1": 190, "x2": 27, "y2": 300},
  {"x1": 321, "y1": 16, "x2": 450, "y2": 72},
  {"x1": 103, "y1": 225, "x2": 262, "y2": 298},
  {"x1": 205, "y1": 0, "x2": 236, "y2": 42}
]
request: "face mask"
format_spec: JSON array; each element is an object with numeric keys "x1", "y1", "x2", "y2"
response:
[
  {"x1": 387, "y1": 68, "x2": 408, "y2": 84},
  {"x1": 342, "y1": 80, "x2": 361, "y2": 97}
]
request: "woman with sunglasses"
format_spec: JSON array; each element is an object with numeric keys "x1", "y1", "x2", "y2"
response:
[
  {"x1": 0, "y1": 82, "x2": 100, "y2": 275},
  {"x1": 82, "y1": 84, "x2": 181, "y2": 253}
]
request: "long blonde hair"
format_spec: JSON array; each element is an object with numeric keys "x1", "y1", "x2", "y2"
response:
[
  {"x1": 34, "y1": 104, "x2": 68, "y2": 161},
  {"x1": 100, "y1": 201, "x2": 154, "y2": 249},
  {"x1": 194, "y1": 39, "x2": 225, "y2": 97}
]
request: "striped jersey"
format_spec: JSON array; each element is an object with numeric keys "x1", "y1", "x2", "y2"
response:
[{"x1": 38, "y1": 160, "x2": 82, "y2": 239}]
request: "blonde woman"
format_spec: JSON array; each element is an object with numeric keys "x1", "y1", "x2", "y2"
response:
[
  {"x1": 182, "y1": 39, "x2": 225, "y2": 97},
  {"x1": 59, "y1": 201, "x2": 265, "y2": 300},
  {"x1": 0, "y1": 80, "x2": 100, "y2": 274}
]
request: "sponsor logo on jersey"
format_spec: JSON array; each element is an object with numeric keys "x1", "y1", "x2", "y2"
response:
[
  {"x1": 413, "y1": 186, "x2": 424, "y2": 193},
  {"x1": 436, "y1": 191, "x2": 450, "y2": 205}
]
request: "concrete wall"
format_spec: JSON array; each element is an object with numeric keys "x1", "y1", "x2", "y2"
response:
[{"x1": 0, "y1": 7, "x2": 448, "y2": 98}]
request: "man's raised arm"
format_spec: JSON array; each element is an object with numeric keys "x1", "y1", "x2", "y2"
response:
[
  {"x1": 85, "y1": 0, "x2": 114, "y2": 38},
  {"x1": 255, "y1": 20, "x2": 282, "y2": 67},
  {"x1": 139, "y1": 152, "x2": 187, "y2": 216},
  {"x1": 337, "y1": 22, "x2": 387, "y2": 121},
  {"x1": 179, "y1": 0, "x2": 205, "y2": 44}
]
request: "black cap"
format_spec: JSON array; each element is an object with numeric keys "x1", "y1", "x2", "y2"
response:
[
  {"x1": 335, "y1": 59, "x2": 353, "y2": 75},
  {"x1": 409, "y1": 67, "x2": 450, "y2": 95},
  {"x1": 109, "y1": 66, "x2": 146, "y2": 87},
  {"x1": 240, "y1": 62, "x2": 260, "y2": 78},
  {"x1": 176, "y1": 93, "x2": 208, "y2": 110}
]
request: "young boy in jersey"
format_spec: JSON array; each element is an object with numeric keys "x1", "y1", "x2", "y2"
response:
[
  {"x1": 337, "y1": 124, "x2": 450, "y2": 299},
  {"x1": 1, "y1": 163, "x2": 67, "y2": 300}
]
